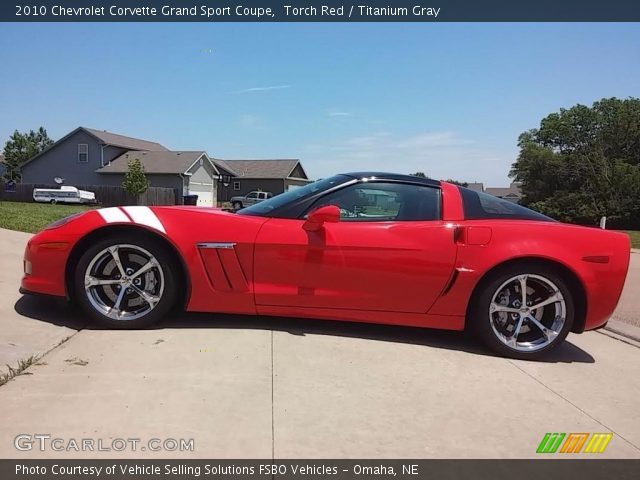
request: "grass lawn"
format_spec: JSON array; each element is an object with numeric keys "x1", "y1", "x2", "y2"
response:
[
  {"x1": 625, "y1": 231, "x2": 640, "y2": 249},
  {"x1": 0, "y1": 201, "x2": 93, "y2": 234}
]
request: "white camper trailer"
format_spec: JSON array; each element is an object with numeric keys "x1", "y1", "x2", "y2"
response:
[{"x1": 33, "y1": 186, "x2": 96, "y2": 205}]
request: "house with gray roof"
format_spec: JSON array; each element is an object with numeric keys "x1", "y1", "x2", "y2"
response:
[
  {"x1": 19, "y1": 126, "x2": 311, "y2": 206},
  {"x1": 485, "y1": 183, "x2": 523, "y2": 203},
  {"x1": 20, "y1": 126, "x2": 222, "y2": 206},
  {"x1": 214, "y1": 158, "x2": 311, "y2": 202},
  {"x1": 99, "y1": 150, "x2": 220, "y2": 206},
  {"x1": 465, "y1": 181, "x2": 523, "y2": 203}
]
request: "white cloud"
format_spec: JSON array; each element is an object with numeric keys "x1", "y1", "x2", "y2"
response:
[
  {"x1": 328, "y1": 111, "x2": 352, "y2": 117},
  {"x1": 301, "y1": 131, "x2": 512, "y2": 184},
  {"x1": 228, "y1": 85, "x2": 290, "y2": 94}
]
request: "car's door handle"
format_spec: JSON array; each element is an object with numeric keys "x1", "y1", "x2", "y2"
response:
[
  {"x1": 454, "y1": 226, "x2": 492, "y2": 245},
  {"x1": 453, "y1": 225, "x2": 464, "y2": 243}
]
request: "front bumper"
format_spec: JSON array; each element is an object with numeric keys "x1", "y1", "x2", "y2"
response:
[{"x1": 21, "y1": 231, "x2": 73, "y2": 298}]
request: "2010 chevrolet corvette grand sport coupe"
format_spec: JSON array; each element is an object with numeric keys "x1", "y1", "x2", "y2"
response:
[{"x1": 21, "y1": 172, "x2": 630, "y2": 359}]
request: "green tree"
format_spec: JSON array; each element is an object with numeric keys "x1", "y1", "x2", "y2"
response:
[
  {"x1": 444, "y1": 179, "x2": 469, "y2": 187},
  {"x1": 411, "y1": 172, "x2": 468, "y2": 186},
  {"x1": 2, "y1": 127, "x2": 54, "y2": 181},
  {"x1": 122, "y1": 158, "x2": 150, "y2": 195},
  {"x1": 510, "y1": 97, "x2": 640, "y2": 228}
]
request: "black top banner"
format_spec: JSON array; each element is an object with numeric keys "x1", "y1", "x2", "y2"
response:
[{"x1": 3, "y1": 0, "x2": 640, "y2": 22}]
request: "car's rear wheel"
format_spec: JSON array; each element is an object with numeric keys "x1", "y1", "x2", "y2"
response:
[
  {"x1": 471, "y1": 265, "x2": 574, "y2": 360},
  {"x1": 74, "y1": 235, "x2": 177, "y2": 328}
]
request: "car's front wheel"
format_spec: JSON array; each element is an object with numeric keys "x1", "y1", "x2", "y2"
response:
[
  {"x1": 74, "y1": 234, "x2": 178, "y2": 328},
  {"x1": 471, "y1": 265, "x2": 574, "y2": 360},
  {"x1": 232, "y1": 201, "x2": 243, "y2": 210}
]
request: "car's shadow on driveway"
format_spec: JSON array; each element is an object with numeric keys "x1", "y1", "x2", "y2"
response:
[{"x1": 14, "y1": 295, "x2": 595, "y2": 364}]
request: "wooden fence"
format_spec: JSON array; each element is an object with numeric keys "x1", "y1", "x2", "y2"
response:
[{"x1": 0, "y1": 183, "x2": 178, "y2": 207}]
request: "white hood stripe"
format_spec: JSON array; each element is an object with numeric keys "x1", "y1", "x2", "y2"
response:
[
  {"x1": 97, "y1": 207, "x2": 131, "y2": 224},
  {"x1": 97, "y1": 206, "x2": 166, "y2": 234},
  {"x1": 121, "y1": 206, "x2": 166, "y2": 234}
]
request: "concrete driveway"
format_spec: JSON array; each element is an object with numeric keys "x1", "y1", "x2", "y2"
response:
[
  {"x1": 611, "y1": 249, "x2": 640, "y2": 329},
  {"x1": 0, "y1": 228, "x2": 638, "y2": 458}
]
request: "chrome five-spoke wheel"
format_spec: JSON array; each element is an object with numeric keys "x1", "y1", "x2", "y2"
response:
[
  {"x1": 84, "y1": 244, "x2": 165, "y2": 321},
  {"x1": 490, "y1": 274, "x2": 566, "y2": 352},
  {"x1": 472, "y1": 265, "x2": 575, "y2": 359}
]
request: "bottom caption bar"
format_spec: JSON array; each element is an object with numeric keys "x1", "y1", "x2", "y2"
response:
[{"x1": 2, "y1": 460, "x2": 639, "y2": 480}]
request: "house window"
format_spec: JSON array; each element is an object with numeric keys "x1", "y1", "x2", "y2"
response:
[
  {"x1": 233, "y1": 181, "x2": 240, "y2": 191},
  {"x1": 78, "y1": 144, "x2": 88, "y2": 163}
]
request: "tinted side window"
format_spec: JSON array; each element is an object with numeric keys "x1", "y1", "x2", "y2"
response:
[
  {"x1": 458, "y1": 187, "x2": 555, "y2": 221},
  {"x1": 307, "y1": 182, "x2": 441, "y2": 221},
  {"x1": 238, "y1": 175, "x2": 352, "y2": 217}
]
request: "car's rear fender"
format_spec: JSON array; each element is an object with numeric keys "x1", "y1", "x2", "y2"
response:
[{"x1": 427, "y1": 221, "x2": 630, "y2": 332}]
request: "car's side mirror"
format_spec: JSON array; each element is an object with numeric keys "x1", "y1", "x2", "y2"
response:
[{"x1": 303, "y1": 205, "x2": 340, "y2": 231}]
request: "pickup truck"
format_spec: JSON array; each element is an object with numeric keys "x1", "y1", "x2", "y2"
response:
[{"x1": 230, "y1": 191, "x2": 273, "y2": 209}]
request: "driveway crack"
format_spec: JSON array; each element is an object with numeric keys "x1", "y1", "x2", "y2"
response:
[{"x1": 0, "y1": 328, "x2": 83, "y2": 388}]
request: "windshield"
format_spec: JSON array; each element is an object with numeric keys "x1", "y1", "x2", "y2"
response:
[{"x1": 237, "y1": 175, "x2": 351, "y2": 216}]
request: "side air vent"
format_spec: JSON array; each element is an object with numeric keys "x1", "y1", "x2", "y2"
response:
[{"x1": 197, "y1": 243, "x2": 249, "y2": 292}]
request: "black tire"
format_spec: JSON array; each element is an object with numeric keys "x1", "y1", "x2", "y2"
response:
[
  {"x1": 73, "y1": 234, "x2": 178, "y2": 329},
  {"x1": 469, "y1": 264, "x2": 574, "y2": 360},
  {"x1": 232, "y1": 201, "x2": 243, "y2": 210},
  {"x1": 50, "y1": 199, "x2": 57, "y2": 205}
]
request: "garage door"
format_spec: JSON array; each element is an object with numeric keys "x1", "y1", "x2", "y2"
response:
[{"x1": 188, "y1": 183, "x2": 215, "y2": 207}]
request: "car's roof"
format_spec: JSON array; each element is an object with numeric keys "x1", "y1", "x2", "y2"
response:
[{"x1": 342, "y1": 172, "x2": 441, "y2": 187}]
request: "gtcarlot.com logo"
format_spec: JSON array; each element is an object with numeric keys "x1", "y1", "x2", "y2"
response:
[
  {"x1": 536, "y1": 433, "x2": 613, "y2": 454},
  {"x1": 14, "y1": 434, "x2": 195, "y2": 452}
]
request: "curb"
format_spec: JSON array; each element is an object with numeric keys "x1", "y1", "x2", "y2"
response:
[{"x1": 603, "y1": 319, "x2": 640, "y2": 344}]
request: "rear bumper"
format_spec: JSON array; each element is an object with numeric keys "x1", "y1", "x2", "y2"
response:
[{"x1": 581, "y1": 245, "x2": 630, "y2": 332}]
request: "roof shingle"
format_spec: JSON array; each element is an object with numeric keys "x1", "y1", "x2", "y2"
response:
[
  {"x1": 98, "y1": 151, "x2": 205, "y2": 174},
  {"x1": 84, "y1": 127, "x2": 168, "y2": 151},
  {"x1": 216, "y1": 159, "x2": 300, "y2": 179}
]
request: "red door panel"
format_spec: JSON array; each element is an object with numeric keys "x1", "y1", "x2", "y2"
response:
[{"x1": 254, "y1": 219, "x2": 457, "y2": 313}]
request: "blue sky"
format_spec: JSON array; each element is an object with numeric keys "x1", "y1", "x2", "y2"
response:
[{"x1": 1, "y1": 23, "x2": 638, "y2": 185}]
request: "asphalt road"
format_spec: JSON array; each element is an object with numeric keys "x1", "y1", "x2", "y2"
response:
[{"x1": 0, "y1": 228, "x2": 638, "y2": 458}]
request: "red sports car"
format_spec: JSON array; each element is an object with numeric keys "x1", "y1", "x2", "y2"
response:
[{"x1": 21, "y1": 172, "x2": 630, "y2": 359}]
